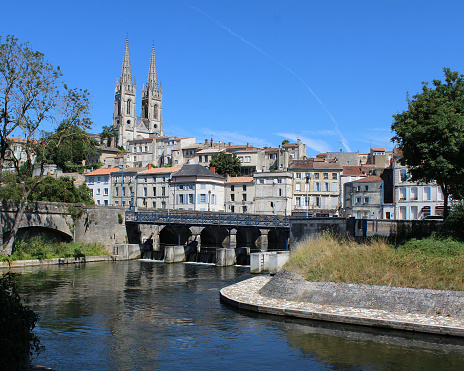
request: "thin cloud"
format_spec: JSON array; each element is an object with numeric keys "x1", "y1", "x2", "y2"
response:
[
  {"x1": 276, "y1": 132, "x2": 330, "y2": 153},
  {"x1": 187, "y1": 3, "x2": 351, "y2": 152}
]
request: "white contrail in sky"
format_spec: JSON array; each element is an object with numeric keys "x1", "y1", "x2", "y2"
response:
[{"x1": 187, "y1": 3, "x2": 351, "y2": 152}]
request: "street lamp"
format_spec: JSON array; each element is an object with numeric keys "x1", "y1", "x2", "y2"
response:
[
  {"x1": 306, "y1": 176, "x2": 310, "y2": 218},
  {"x1": 208, "y1": 189, "x2": 211, "y2": 212},
  {"x1": 118, "y1": 165, "x2": 124, "y2": 207}
]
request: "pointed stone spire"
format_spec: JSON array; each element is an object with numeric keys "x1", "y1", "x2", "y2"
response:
[
  {"x1": 147, "y1": 43, "x2": 158, "y2": 90},
  {"x1": 121, "y1": 36, "x2": 132, "y2": 84}
]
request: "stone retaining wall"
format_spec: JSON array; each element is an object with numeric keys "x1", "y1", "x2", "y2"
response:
[{"x1": 259, "y1": 270, "x2": 464, "y2": 317}]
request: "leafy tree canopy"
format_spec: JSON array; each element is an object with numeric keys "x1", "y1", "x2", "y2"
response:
[
  {"x1": 0, "y1": 174, "x2": 94, "y2": 205},
  {"x1": 282, "y1": 139, "x2": 290, "y2": 145},
  {"x1": 0, "y1": 273, "x2": 42, "y2": 369},
  {"x1": 100, "y1": 125, "x2": 117, "y2": 147},
  {"x1": 40, "y1": 121, "x2": 98, "y2": 173},
  {"x1": 391, "y1": 68, "x2": 464, "y2": 219},
  {"x1": 209, "y1": 152, "x2": 241, "y2": 177},
  {"x1": 0, "y1": 35, "x2": 93, "y2": 254}
]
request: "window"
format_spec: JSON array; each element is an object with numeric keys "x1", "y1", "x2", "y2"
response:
[
  {"x1": 153, "y1": 187, "x2": 156, "y2": 196},
  {"x1": 122, "y1": 187, "x2": 126, "y2": 197},
  {"x1": 365, "y1": 185, "x2": 369, "y2": 191},
  {"x1": 399, "y1": 187, "x2": 407, "y2": 200},
  {"x1": 364, "y1": 197, "x2": 369, "y2": 204},
  {"x1": 231, "y1": 185, "x2": 235, "y2": 192},
  {"x1": 356, "y1": 197, "x2": 362, "y2": 204},
  {"x1": 323, "y1": 173, "x2": 328, "y2": 179},
  {"x1": 332, "y1": 173, "x2": 338, "y2": 179},
  {"x1": 115, "y1": 188, "x2": 119, "y2": 197},
  {"x1": 279, "y1": 188, "x2": 283, "y2": 197},
  {"x1": 231, "y1": 205, "x2": 235, "y2": 213},
  {"x1": 400, "y1": 169, "x2": 408, "y2": 182},
  {"x1": 424, "y1": 187, "x2": 431, "y2": 201},
  {"x1": 104, "y1": 188, "x2": 108, "y2": 196},
  {"x1": 278, "y1": 179, "x2": 283, "y2": 184},
  {"x1": 296, "y1": 173, "x2": 302, "y2": 179},
  {"x1": 315, "y1": 183, "x2": 321, "y2": 191},
  {"x1": 189, "y1": 194, "x2": 194, "y2": 204},
  {"x1": 162, "y1": 187, "x2": 165, "y2": 196},
  {"x1": 127, "y1": 99, "x2": 131, "y2": 115},
  {"x1": 179, "y1": 194, "x2": 185, "y2": 204},
  {"x1": 296, "y1": 197, "x2": 301, "y2": 206},
  {"x1": 200, "y1": 194, "x2": 206, "y2": 203},
  {"x1": 231, "y1": 193, "x2": 235, "y2": 202},
  {"x1": 411, "y1": 187, "x2": 418, "y2": 200},
  {"x1": 242, "y1": 194, "x2": 247, "y2": 201},
  {"x1": 243, "y1": 185, "x2": 246, "y2": 191},
  {"x1": 143, "y1": 187, "x2": 147, "y2": 197},
  {"x1": 259, "y1": 179, "x2": 265, "y2": 184},
  {"x1": 244, "y1": 156, "x2": 251, "y2": 163},
  {"x1": 324, "y1": 183, "x2": 330, "y2": 192},
  {"x1": 314, "y1": 173, "x2": 319, "y2": 179},
  {"x1": 96, "y1": 188, "x2": 101, "y2": 195},
  {"x1": 295, "y1": 183, "x2": 301, "y2": 191}
]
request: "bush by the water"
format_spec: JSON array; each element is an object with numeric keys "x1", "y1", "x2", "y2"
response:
[
  {"x1": 0, "y1": 273, "x2": 42, "y2": 369},
  {"x1": 285, "y1": 233, "x2": 464, "y2": 291},
  {"x1": 1, "y1": 235, "x2": 109, "y2": 262}
]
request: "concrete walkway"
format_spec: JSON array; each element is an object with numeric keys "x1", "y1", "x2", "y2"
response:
[{"x1": 220, "y1": 276, "x2": 464, "y2": 337}]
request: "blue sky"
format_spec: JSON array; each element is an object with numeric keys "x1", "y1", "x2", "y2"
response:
[{"x1": 3, "y1": 0, "x2": 464, "y2": 156}]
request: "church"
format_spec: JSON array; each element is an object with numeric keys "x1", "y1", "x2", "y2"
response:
[{"x1": 113, "y1": 38, "x2": 163, "y2": 148}]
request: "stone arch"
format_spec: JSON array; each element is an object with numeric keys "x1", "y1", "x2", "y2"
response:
[
  {"x1": 200, "y1": 227, "x2": 228, "y2": 248},
  {"x1": 236, "y1": 228, "x2": 260, "y2": 249},
  {"x1": 7, "y1": 226, "x2": 73, "y2": 244},
  {"x1": 159, "y1": 225, "x2": 191, "y2": 246}
]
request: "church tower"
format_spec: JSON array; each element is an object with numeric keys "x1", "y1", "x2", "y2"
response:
[
  {"x1": 113, "y1": 37, "x2": 137, "y2": 148},
  {"x1": 141, "y1": 44, "x2": 163, "y2": 136}
]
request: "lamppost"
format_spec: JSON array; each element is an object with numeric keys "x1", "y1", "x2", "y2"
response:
[
  {"x1": 118, "y1": 165, "x2": 124, "y2": 207},
  {"x1": 306, "y1": 176, "x2": 310, "y2": 218},
  {"x1": 208, "y1": 189, "x2": 211, "y2": 212}
]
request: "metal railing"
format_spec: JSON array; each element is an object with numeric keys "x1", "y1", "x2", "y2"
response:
[{"x1": 125, "y1": 210, "x2": 290, "y2": 229}]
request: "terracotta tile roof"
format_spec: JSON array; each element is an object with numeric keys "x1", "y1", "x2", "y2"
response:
[
  {"x1": 342, "y1": 166, "x2": 364, "y2": 176},
  {"x1": 139, "y1": 166, "x2": 182, "y2": 174},
  {"x1": 226, "y1": 176, "x2": 254, "y2": 184},
  {"x1": 371, "y1": 148, "x2": 385, "y2": 152},
  {"x1": 74, "y1": 180, "x2": 85, "y2": 185},
  {"x1": 85, "y1": 168, "x2": 120, "y2": 176},
  {"x1": 353, "y1": 175, "x2": 383, "y2": 182}
]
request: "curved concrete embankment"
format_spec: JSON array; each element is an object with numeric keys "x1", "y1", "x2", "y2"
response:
[{"x1": 219, "y1": 271, "x2": 464, "y2": 337}]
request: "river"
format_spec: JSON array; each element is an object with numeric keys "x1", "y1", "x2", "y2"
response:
[{"x1": 12, "y1": 260, "x2": 464, "y2": 370}]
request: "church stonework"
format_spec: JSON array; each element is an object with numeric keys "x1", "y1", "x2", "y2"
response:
[{"x1": 113, "y1": 38, "x2": 163, "y2": 149}]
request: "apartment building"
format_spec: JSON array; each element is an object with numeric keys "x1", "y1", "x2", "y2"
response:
[
  {"x1": 85, "y1": 168, "x2": 119, "y2": 205},
  {"x1": 225, "y1": 176, "x2": 254, "y2": 213},
  {"x1": 344, "y1": 175, "x2": 384, "y2": 219},
  {"x1": 136, "y1": 166, "x2": 181, "y2": 209},
  {"x1": 254, "y1": 171, "x2": 293, "y2": 215},
  {"x1": 290, "y1": 158, "x2": 342, "y2": 217}
]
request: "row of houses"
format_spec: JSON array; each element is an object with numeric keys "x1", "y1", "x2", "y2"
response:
[{"x1": 85, "y1": 149, "x2": 445, "y2": 220}]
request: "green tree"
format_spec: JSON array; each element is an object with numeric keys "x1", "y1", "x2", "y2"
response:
[
  {"x1": 282, "y1": 139, "x2": 290, "y2": 145},
  {"x1": 41, "y1": 121, "x2": 98, "y2": 172},
  {"x1": 0, "y1": 36, "x2": 93, "y2": 255},
  {"x1": 100, "y1": 125, "x2": 117, "y2": 147},
  {"x1": 0, "y1": 273, "x2": 42, "y2": 369},
  {"x1": 209, "y1": 152, "x2": 241, "y2": 177},
  {"x1": 392, "y1": 68, "x2": 464, "y2": 219},
  {"x1": 0, "y1": 175, "x2": 94, "y2": 205}
]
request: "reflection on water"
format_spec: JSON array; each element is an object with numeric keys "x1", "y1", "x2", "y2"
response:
[{"x1": 11, "y1": 261, "x2": 464, "y2": 370}]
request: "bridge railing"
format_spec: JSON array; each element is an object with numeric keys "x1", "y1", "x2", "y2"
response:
[{"x1": 125, "y1": 210, "x2": 290, "y2": 229}]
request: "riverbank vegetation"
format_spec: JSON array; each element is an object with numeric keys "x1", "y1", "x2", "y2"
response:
[
  {"x1": 0, "y1": 235, "x2": 109, "y2": 262},
  {"x1": 285, "y1": 234, "x2": 464, "y2": 291}
]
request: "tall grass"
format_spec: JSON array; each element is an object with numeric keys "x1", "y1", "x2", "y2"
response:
[
  {"x1": 285, "y1": 233, "x2": 464, "y2": 290},
  {"x1": 0, "y1": 235, "x2": 109, "y2": 262}
]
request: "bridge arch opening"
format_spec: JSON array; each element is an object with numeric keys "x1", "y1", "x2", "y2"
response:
[
  {"x1": 236, "y1": 229, "x2": 259, "y2": 249},
  {"x1": 200, "y1": 228, "x2": 228, "y2": 248},
  {"x1": 6, "y1": 226, "x2": 73, "y2": 247},
  {"x1": 159, "y1": 226, "x2": 191, "y2": 246}
]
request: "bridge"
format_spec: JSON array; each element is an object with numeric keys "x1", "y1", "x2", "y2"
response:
[
  {"x1": 125, "y1": 209, "x2": 290, "y2": 251},
  {"x1": 125, "y1": 210, "x2": 290, "y2": 229}
]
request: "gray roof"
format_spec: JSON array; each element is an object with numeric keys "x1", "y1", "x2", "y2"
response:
[{"x1": 172, "y1": 164, "x2": 225, "y2": 180}]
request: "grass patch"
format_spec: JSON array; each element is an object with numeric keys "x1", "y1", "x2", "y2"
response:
[
  {"x1": 0, "y1": 235, "x2": 110, "y2": 262},
  {"x1": 284, "y1": 233, "x2": 464, "y2": 291}
]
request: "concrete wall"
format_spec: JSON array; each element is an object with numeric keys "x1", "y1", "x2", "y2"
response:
[{"x1": 290, "y1": 217, "x2": 355, "y2": 246}]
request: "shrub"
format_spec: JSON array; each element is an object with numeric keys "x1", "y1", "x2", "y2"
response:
[{"x1": 0, "y1": 273, "x2": 42, "y2": 369}]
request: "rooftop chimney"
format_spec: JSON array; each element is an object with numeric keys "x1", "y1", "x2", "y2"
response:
[{"x1": 148, "y1": 164, "x2": 152, "y2": 169}]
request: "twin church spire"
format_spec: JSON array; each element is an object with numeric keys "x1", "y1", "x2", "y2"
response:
[{"x1": 113, "y1": 37, "x2": 163, "y2": 148}]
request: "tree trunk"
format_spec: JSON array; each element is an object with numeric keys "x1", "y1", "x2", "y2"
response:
[
  {"x1": 441, "y1": 184, "x2": 449, "y2": 220},
  {"x1": 2, "y1": 201, "x2": 27, "y2": 256}
]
